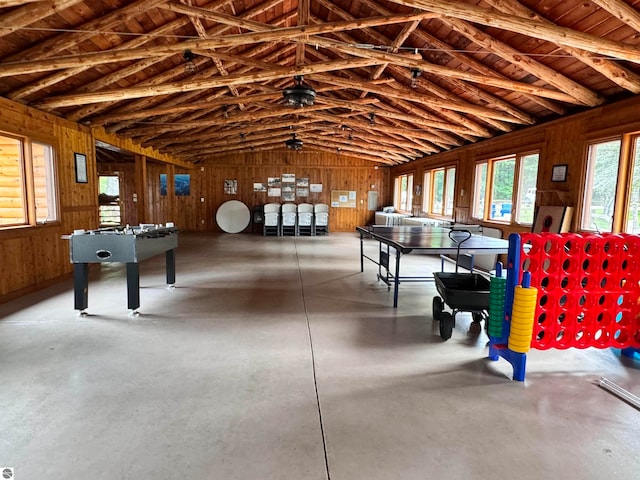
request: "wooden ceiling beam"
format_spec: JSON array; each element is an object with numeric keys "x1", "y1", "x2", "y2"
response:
[
  {"x1": 388, "y1": 0, "x2": 640, "y2": 64},
  {"x1": 314, "y1": 72, "x2": 525, "y2": 124},
  {"x1": 362, "y1": 16, "x2": 422, "y2": 89},
  {"x1": 323, "y1": 28, "x2": 515, "y2": 135},
  {"x1": 2, "y1": 0, "x2": 180, "y2": 61},
  {"x1": 307, "y1": 23, "x2": 491, "y2": 141},
  {"x1": 0, "y1": 0, "x2": 42, "y2": 6},
  {"x1": 81, "y1": 41, "x2": 296, "y2": 125},
  {"x1": 171, "y1": 129, "x2": 419, "y2": 158},
  {"x1": 88, "y1": 93, "x2": 281, "y2": 125},
  {"x1": 19, "y1": 16, "x2": 195, "y2": 107},
  {"x1": 527, "y1": 0, "x2": 640, "y2": 94},
  {"x1": 205, "y1": 144, "x2": 398, "y2": 165},
  {"x1": 306, "y1": 111, "x2": 460, "y2": 145},
  {"x1": 192, "y1": 6, "x2": 572, "y2": 107},
  {"x1": 161, "y1": 2, "x2": 441, "y2": 40},
  {"x1": 296, "y1": 0, "x2": 310, "y2": 66},
  {"x1": 441, "y1": 18, "x2": 602, "y2": 106},
  {"x1": 356, "y1": 0, "x2": 564, "y2": 115},
  {"x1": 0, "y1": 9, "x2": 437, "y2": 78},
  {"x1": 322, "y1": 39, "x2": 582, "y2": 105},
  {"x1": 162, "y1": 131, "x2": 403, "y2": 164},
  {"x1": 34, "y1": 58, "x2": 381, "y2": 109},
  {"x1": 139, "y1": 117, "x2": 322, "y2": 143},
  {"x1": 0, "y1": 0, "x2": 86, "y2": 37},
  {"x1": 591, "y1": 0, "x2": 640, "y2": 35}
]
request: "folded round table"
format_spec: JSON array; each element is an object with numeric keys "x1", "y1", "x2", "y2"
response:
[{"x1": 216, "y1": 200, "x2": 251, "y2": 233}]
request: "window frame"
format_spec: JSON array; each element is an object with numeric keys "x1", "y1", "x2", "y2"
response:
[
  {"x1": 422, "y1": 164, "x2": 456, "y2": 219},
  {"x1": 393, "y1": 172, "x2": 414, "y2": 213},
  {"x1": 578, "y1": 134, "x2": 640, "y2": 234},
  {"x1": 0, "y1": 130, "x2": 60, "y2": 229},
  {"x1": 472, "y1": 150, "x2": 539, "y2": 226}
]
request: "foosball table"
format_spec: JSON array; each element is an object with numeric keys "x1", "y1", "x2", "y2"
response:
[{"x1": 66, "y1": 224, "x2": 178, "y2": 313}]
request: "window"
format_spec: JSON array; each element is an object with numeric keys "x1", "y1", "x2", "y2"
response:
[
  {"x1": 423, "y1": 165, "x2": 456, "y2": 218},
  {"x1": 515, "y1": 153, "x2": 539, "y2": 224},
  {"x1": 473, "y1": 152, "x2": 539, "y2": 224},
  {"x1": 581, "y1": 139, "x2": 621, "y2": 232},
  {"x1": 490, "y1": 157, "x2": 515, "y2": 221},
  {"x1": 394, "y1": 173, "x2": 413, "y2": 212},
  {"x1": 0, "y1": 132, "x2": 58, "y2": 227},
  {"x1": 626, "y1": 137, "x2": 640, "y2": 233},
  {"x1": 472, "y1": 163, "x2": 487, "y2": 219},
  {"x1": 578, "y1": 135, "x2": 640, "y2": 234}
]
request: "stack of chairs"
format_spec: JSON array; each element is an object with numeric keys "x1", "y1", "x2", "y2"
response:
[
  {"x1": 263, "y1": 203, "x2": 281, "y2": 236},
  {"x1": 281, "y1": 203, "x2": 297, "y2": 236},
  {"x1": 258, "y1": 203, "x2": 329, "y2": 236},
  {"x1": 314, "y1": 203, "x2": 329, "y2": 235},
  {"x1": 297, "y1": 203, "x2": 314, "y2": 236}
]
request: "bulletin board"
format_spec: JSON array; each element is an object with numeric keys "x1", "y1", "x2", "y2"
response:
[{"x1": 331, "y1": 190, "x2": 357, "y2": 208}]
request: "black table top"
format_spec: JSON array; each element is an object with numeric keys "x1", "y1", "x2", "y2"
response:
[{"x1": 356, "y1": 225, "x2": 509, "y2": 254}]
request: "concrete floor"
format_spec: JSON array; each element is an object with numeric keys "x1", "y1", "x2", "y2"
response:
[{"x1": 1, "y1": 232, "x2": 639, "y2": 479}]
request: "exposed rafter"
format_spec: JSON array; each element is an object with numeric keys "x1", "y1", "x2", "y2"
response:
[{"x1": 0, "y1": 0, "x2": 638, "y2": 165}]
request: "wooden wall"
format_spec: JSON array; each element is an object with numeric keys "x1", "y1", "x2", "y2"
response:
[
  {"x1": 0, "y1": 95, "x2": 390, "y2": 302},
  {"x1": 0, "y1": 98, "x2": 178, "y2": 302},
  {"x1": 0, "y1": 98, "x2": 97, "y2": 300},
  {"x1": 6, "y1": 91, "x2": 640, "y2": 302},
  {"x1": 391, "y1": 95, "x2": 640, "y2": 238},
  {"x1": 98, "y1": 152, "x2": 389, "y2": 233},
  {"x1": 194, "y1": 152, "x2": 388, "y2": 232}
]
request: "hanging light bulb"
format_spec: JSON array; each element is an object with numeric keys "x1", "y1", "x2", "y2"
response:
[
  {"x1": 410, "y1": 68, "x2": 421, "y2": 88},
  {"x1": 183, "y1": 50, "x2": 196, "y2": 74}
]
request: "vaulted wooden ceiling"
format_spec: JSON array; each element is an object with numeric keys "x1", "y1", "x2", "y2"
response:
[{"x1": 2, "y1": 0, "x2": 640, "y2": 165}]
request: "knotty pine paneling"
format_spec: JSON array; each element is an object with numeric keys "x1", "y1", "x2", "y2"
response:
[
  {"x1": 195, "y1": 151, "x2": 390, "y2": 232},
  {"x1": 390, "y1": 94, "x2": 640, "y2": 237},
  {"x1": 0, "y1": 97, "x2": 173, "y2": 302},
  {"x1": 0, "y1": 100, "x2": 98, "y2": 300},
  {"x1": 99, "y1": 151, "x2": 389, "y2": 232}
]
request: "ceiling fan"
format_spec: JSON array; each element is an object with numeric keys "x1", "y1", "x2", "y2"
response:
[
  {"x1": 282, "y1": 75, "x2": 316, "y2": 108},
  {"x1": 285, "y1": 133, "x2": 303, "y2": 151}
]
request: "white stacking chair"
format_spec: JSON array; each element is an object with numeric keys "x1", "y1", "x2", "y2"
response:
[
  {"x1": 297, "y1": 203, "x2": 314, "y2": 236},
  {"x1": 281, "y1": 203, "x2": 297, "y2": 236},
  {"x1": 263, "y1": 203, "x2": 281, "y2": 236},
  {"x1": 313, "y1": 203, "x2": 329, "y2": 235}
]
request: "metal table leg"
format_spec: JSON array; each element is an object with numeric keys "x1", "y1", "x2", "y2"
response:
[
  {"x1": 73, "y1": 263, "x2": 89, "y2": 311},
  {"x1": 126, "y1": 262, "x2": 140, "y2": 311},
  {"x1": 359, "y1": 231, "x2": 364, "y2": 272},
  {"x1": 393, "y1": 248, "x2": 401, "y2": 308},
  {"x1": 166, "y1": 249, "x2": 176, "y2": 285}
]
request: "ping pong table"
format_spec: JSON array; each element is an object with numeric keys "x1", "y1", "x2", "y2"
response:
[{"x1": 356, "y1": 225, "x2": 510, "y2": 307}]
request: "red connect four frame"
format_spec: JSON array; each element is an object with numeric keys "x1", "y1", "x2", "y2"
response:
[{"x1": 518, "y1": 233, "x2": 640, "y2": 351}]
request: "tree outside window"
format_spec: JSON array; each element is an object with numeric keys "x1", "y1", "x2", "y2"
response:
[
  {"x1": 473, "y1": 152, "x2": 539, "y2": 224},
  {"x1": 423, "y1": 165, "x2": 455, "y2": 218},
  {"x1": 581, "y1": 139, "x2": 621, "y2": 232},
  {"x1": 394, "y1": 173, "x2": 413, "y2": 212},
  {"x1": 626, "y1": 137, "x2": 640, "y2": 233}
]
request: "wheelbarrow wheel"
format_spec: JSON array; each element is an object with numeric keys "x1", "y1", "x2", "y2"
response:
[
  {"x1": 439, "y1": 312, "x2": 454, "y2": 340},
  {"x1": 432, "y1": 296, "x2": 444, "y2": 321},
  {"x1": 469, "y1": 312, "x2": 484, "y2": 336}
]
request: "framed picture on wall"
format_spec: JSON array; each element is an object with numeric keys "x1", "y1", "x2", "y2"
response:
[
  {"x1": 551, "y1": 164, "x2": 568, "y2": 182},
  {"x1": 74, "y1": 153, "x2": 88, "y2": 183}
]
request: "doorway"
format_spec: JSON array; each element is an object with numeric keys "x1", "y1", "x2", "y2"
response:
[{"x1": 98, "y1": 175, "x2": 121, "y2": 227}]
